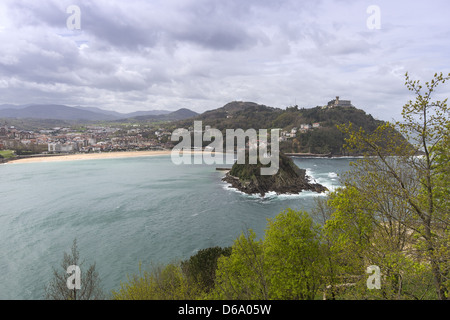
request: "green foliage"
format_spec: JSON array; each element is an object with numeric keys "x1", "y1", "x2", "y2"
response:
[
  {"x1": 324, "y1": 187, "x2": 374, "y2": 274},
  {"x1": 110, "y1": 73, "x2": 448, "y2": 300},
  {"x1": 213, "y1": 230, "x2": 268, "y2": 299},
  {"x1": 181, "y1": 246, "x2": 231, "y2": 293},
  {"x1": 229, "y1": 152, "x2": 303, "y2": 180},
  {"x1": 264, "y1": 209, "x2": 324, "y2": 299},
  {"x1": 111, "y1": 263, "x2": 155, "y2": 300},
  {"x1": 112, "y1": 246, "x2": 232, "y2": 300},
  {"x1": 213, "y1": 209, "x2": 325, "y2": 300},
  {"x1": 112, "y1": 261, "x2": 202, "y2": 300},
  {"x1": 429, "y1": 121, "x2": 450, "y2": 298},
  {"x1": 333, "y1": 72, "x2": 450, "y2": 299},
  {"x1": 324, "y1": 186, "x2": 438, "y2": 299},
  {"x1": 0, "y1": 150, "x2": 16, "y2": 159}
]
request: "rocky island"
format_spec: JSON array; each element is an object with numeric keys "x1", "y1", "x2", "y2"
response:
[{"x1": 222, "y1": 152, "x2": 328, "y2": 197}]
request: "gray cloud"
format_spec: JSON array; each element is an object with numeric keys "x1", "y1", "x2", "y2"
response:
[{"x1": 0, "y1": 0, "x2": 449, "y2": 120}]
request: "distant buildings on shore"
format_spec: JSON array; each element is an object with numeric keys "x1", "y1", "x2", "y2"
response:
[
  {"x1": 2, "y1": 96, "x2": 356, "y2": 152},
  {"x1": 279, "y1": 122, "x2": 321, "y2": 142},
  {"x1": 0, "y1": 125, "x2": 43, "y2": 150},
  {"x1": 0, "y1": 124, "x2": 171, "y2": 154}
]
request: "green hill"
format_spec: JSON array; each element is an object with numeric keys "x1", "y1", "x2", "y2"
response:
[{"x1": 174, "y1": 101, "x2": 403, "y2": 155}]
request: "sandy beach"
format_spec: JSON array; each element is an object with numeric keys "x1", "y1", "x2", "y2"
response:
[{"x1": 7, "y1": 150, "x2": 174, "y2": 164}]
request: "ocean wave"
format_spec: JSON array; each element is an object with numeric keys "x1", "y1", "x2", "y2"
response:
[
  {"x1": 220, "y1": 180, "x2": 329, "y2": 200},
  {"x1": 219, "y1": 163, "x2": 343, "y2": 200},
  {"x1": 305, "y1": 168, "x2": 318, "y2": 183},
  {"x1": 328, "y1": 172, "x2": 338, "y2": 178},
  {"x1": 305, "y1": 168, "x2": 340, "y2": 192}
]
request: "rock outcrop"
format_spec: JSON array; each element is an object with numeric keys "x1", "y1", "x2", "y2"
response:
[{"x1": 222, "y1": 152, "x2": 328, "y2": 197}]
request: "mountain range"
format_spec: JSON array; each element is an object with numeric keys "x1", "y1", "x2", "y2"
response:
[{"x1": 0, "y1": 104, "x2": 198, "y2": 122}]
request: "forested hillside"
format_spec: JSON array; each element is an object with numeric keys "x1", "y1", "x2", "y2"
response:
[{"x1": 174, "y1": 101, "x2": 404, "y2": 155}]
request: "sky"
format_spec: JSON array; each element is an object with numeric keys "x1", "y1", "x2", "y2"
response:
[{"x1": 0, "y1": 0, "x2": 449, "y2": 121}]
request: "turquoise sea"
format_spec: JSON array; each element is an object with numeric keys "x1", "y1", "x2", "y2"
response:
[{"x1": 0, "y1": 155, "x2": 355, "y2": 299}]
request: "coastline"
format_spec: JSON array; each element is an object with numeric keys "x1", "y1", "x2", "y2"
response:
[
  {"x1": 2, "y1": 150, "x2": 365, "y2": 165},
  {"x1": 5, "y1": 150, "x2": 174, "y2": 164}
]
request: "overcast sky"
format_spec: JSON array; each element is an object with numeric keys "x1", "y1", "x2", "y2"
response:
[{"x1": 0, "y1": 0, "x2": 449, "y2": 120}]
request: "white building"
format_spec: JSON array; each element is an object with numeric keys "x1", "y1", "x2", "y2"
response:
[
  {"x1": 48, "y1": 142, "x2": 77, "y2": 153},
  {"x1": 300, "y1": 124, "x2": 311, "y2": 130}
]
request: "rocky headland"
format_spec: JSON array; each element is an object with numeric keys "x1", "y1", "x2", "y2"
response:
[{"x1": 222, "y1": 152, "x2": 328, "y2": 197}]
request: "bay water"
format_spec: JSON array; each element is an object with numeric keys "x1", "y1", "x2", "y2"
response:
[{"x1": 0, "y1": 155, "x2": 355, "y2": 299}]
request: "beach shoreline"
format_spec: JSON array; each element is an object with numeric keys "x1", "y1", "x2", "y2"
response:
[
  {"x1": 5, "y1": 150, "x2": 174, "y2": 164},
  {"x1": 2, "y1": 150, "x2": 364, "y2": 165}
]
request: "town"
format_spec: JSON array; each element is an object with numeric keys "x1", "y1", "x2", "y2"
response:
[
  {"x1": 0, "y1": 124, "x2": 174, "y2": 156},
  {"x1": 0, "y1": 97, "x2": 357, "y2": 159}
]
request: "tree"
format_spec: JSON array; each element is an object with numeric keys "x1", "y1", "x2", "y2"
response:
[
  {"x1": 428, "y1": 120, "x2": 450, "y2": 296},
  {"x1": 264, "y1": 209, "x2": 324, "y2": 299},
  {"x1": 336, "y1": 72, "x2": 450, "y2": 299},
  {"x1": 44, "y1": 239, "x2": 104, "y2": 300},
  {"x1": 213, "y1": 209, "x2": 326, "y2": 300},
  {"x1": 213, "y1": 230, "x2": 268, "y2": 300},
  {"x1": 112, "y1": 261, "x2": 203, "y2": 300},
  {"x1": 322, "y1": 187, "x2": 376, "y2": 297},
  {"x1": 323, "y1": 184, "x2": 436, "y2": 299},
  {"x1": 181, "y1": 246, "x2": 231, "y2": 293},
  {"x1": 111, "y1": 262, "x2": 155, "y2": 300}
]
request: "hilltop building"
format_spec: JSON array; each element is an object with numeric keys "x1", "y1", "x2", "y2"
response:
[{"x1": 323, "y1": 96, "x2": 353, "y2": 109}]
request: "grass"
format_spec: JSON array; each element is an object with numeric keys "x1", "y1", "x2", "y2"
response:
[{"x1": 0, "y1": 150, "x2": 16, "y2": 159}]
